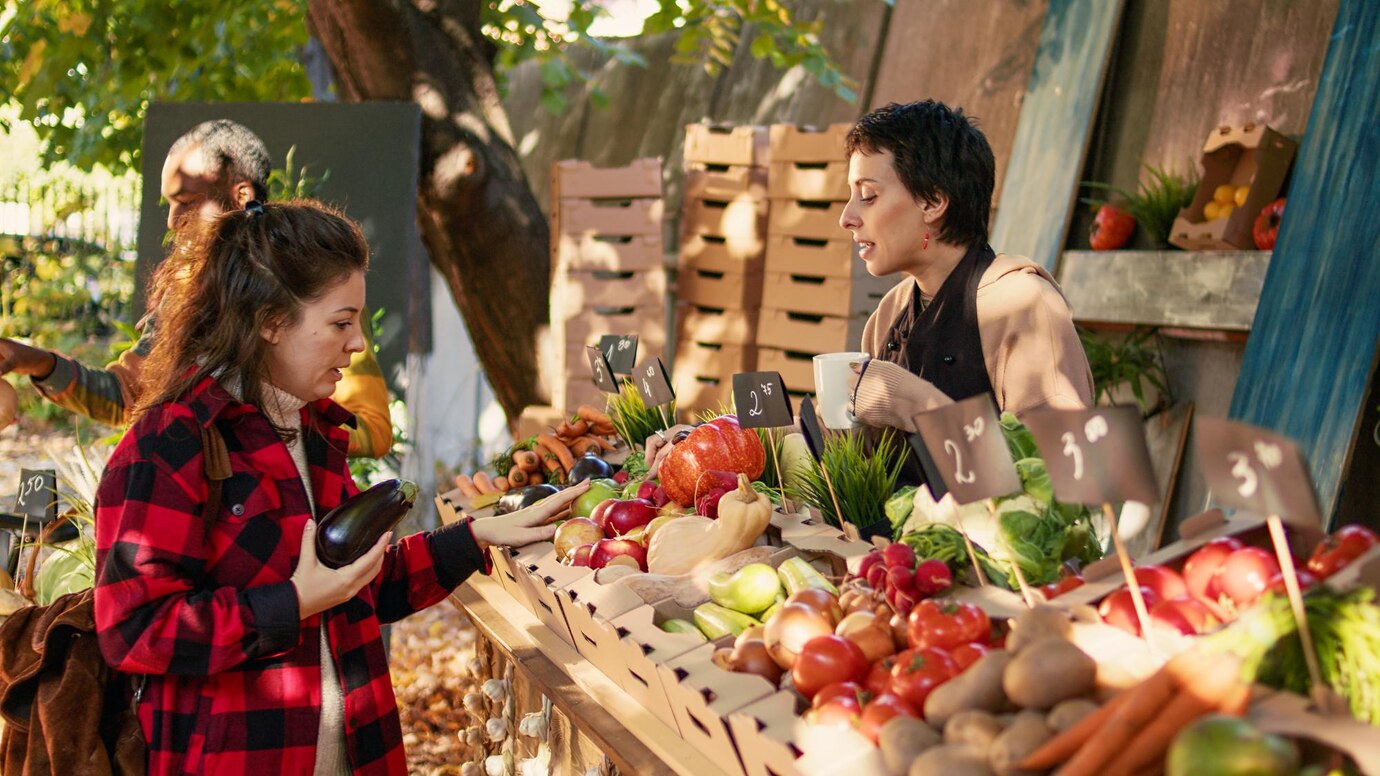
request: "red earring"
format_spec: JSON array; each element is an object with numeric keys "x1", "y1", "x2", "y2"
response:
[{"x1": 922, "y1": 232, "x2": 930, "y2": 250}]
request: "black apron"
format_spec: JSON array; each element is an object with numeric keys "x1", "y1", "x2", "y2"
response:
[{"x1": 880, "y1": 243, "x2": 997, "y2": 486}]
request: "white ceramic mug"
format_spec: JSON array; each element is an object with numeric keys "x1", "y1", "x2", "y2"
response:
[{"x1": 813, "y1": 352, "x2": 870, "y2": 429}]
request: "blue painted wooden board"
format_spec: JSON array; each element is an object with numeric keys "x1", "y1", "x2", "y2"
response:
[
  {"x1": 1229, "y1": 0, "x2": 1380, "y2": 524},
  {"x1": 990, "y1": 0, "x2": 1126, "y2": 271}
]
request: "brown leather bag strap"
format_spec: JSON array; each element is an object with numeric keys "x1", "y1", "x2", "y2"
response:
[{"x1": 201, "y1": 424, "x2": 233, "y2": 533}]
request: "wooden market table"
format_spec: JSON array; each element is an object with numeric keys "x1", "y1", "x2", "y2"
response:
[{"x1": 451, "y1": 572, "x2": 735, "y2": 776}]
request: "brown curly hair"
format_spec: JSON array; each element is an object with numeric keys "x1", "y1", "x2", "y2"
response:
[{"x1": 137, "y1": 200, "x2": 370, "y2": 433}]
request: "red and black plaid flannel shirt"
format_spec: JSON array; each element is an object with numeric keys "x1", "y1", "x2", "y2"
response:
[{"x1": 94, "y1": 376, "x2": 488, "y2": 775}]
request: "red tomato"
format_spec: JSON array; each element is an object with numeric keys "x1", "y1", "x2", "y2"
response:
[
  {"x1": 811, "y1": 681, "x2": 866, "y2": 710},
  {"x1": 907, "y1": 599, "x2": 991, "y2": 651},
  {"x1": 1040, "y1": 574, "x2": 1085, "y2": 600},
  {"x1": 1098, "y1": 586, "x2": 1161, "y2": 636},
  {"x1": 792, "y1": 635, "x2": 869, "y2": 700},
  {"x1": 950, "y1": 642, "x2": 990, "y2": 673},
  {"x1": 1267, "y1": 568, "x2": 1320, "y2": 595},
  {"x1": 1183, "y1": 537, "x2": 1245, "y2": 614},
  {"x1": 1150, "y1": 598, "x2": 1217, "y2": 636},
  {"x1": 1306, "y1": 525, "x2": 1379, "y2": 580},
  {"x1": 1253, "y1": 198, "x2": 1286, "y2": 250},
  {"x1": 888, "y1": 647, "x2": 957, "y2": 712},
  {"x1": 1090, "y1": 204, "x2": 1135, "y2": 250},
  {"x1": 858, "y1": 693, "x2": 919, "y2": 743},
  {"x1": 809, "y1": 695, "x2": 861, "y2": 729},
  {"x1": 1218, "y1": 547, "x2": 1280, "y2": 610},
  {"x1": 862, "y1": 656, "x2": 896, "y2": 697},
  {"x1": 1133, "y1": 566, "x2": 1188, "y2": 601}
]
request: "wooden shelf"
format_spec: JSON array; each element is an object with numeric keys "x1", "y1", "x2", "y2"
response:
[
  {"x1": 1058, "y1": 249, "x2": 1271, "y2": 334},
  {"x1": 451, "y1": 574, "x2": 734, "y2": 776}
]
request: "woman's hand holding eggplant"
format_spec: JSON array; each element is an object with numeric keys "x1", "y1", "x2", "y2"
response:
[{"x1": 292, "y1": 520, "x2": 391, "y2": 619}]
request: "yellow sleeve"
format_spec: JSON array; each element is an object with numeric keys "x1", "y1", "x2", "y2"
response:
[{"x1": 332, "y1": 335, "x2": 394, "y2": 459}]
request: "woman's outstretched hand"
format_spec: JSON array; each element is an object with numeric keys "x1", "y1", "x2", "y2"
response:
[
  {"x1": 291, "y1": 520, "x2": 391, "y2": 619},
  {"x1": 469, "y1": 480, "x2": 592, "y2": 550}
]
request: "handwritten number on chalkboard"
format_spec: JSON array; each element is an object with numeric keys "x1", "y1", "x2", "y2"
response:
[
  {"x1": 1061, "y1": 431, "x2": 1085, "y2": 480},
  {"x1": 1229, "y1": 452, "x2": 1259, "y2": 498},
  {"x1": 944, "y1": 439, "x2": 976, "y2": 484}
]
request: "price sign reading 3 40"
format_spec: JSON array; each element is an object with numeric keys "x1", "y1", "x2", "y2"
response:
[
  {"x1": 1023, "y1": 407, "x2": 1158, "y2": 506},
  {"x1": 1195, "y1": 417, "x2": 1321, "y2": 529},
  {"x1": 732, "y1": 372, "x2": 793, "y2": 429},
  {"x1": 909, "y1": 394, "x2": 1021, "y2": 505}
]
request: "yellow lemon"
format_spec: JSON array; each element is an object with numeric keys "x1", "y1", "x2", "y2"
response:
[
  {"x1": 1217, "y1": 203, "x2": 1235, "y2": 220},
  {"x1": 1213, "y1": 184, "x2": 1237, "y2": 206},
  {"x1": 1203, "y1": 201, "x2": 1222, "y2": 220},
  {"x1": 1234, "y1": 186, "x2": 1250, "y2": 207}
]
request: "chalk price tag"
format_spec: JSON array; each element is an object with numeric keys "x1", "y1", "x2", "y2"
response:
[
  {"x1": 798, "y1": 396, "x2": 826, "y2": 461},
  {"x1": 1023, "y1": 406, "x2": 1159, "y2": 506},
  {"x1": 633, "y1": 357, "x2": 675, "y2": 408},
  {"x1": 909, "y1": 394, "x2": 1021, "y2": 505},
  {"x1": 1195, "y1": 417, "x2": 1321, "y2": 529},
  {"x1": 586, "y1": 346, "x2": 619, "y2": 393},
  {"x1": 14, "y1": 469, "x2": 58, "y2": 523},
  {"x1": 732, "y1": 372, "x2": 793, "y2": 429},
  {"x1": 598, "y1": 334, "x2": 639, "y2": 375}
]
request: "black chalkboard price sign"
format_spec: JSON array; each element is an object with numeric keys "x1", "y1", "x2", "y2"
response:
[
  {"x1": 633, "y1": 357, "x2": 675, "y2": 408},
  {"x1": 598, "y1": 334, "x2": 639, "y2": 375},
  {"x1": 732, "y1": 372, "x2": 793, "y2": 429},
  {"x1": 1022, "y1": 406, "x2": 1160, "y2": 506},
  {"x1": 586, "y1": 346, "x2": 619, "y2": 393},
  {"x1": 909, "y1": 394, "x2": 1021, "y2": 505},
  {"x1": 14, "y1": 468, "x2": 58, "y2": 523}
]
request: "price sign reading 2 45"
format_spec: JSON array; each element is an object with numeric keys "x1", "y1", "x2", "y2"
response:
[
  {"x1": 909, "y1": 395, "x2": 1021, "y2": 505},
  {"x1": 1023, "y1": 407, "x2": 1158, "y2": 506},
  {"x1": 732, "y1": 372, "x2": 793, "y2": 429}
]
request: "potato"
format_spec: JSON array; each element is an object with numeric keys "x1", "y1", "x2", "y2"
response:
[
  {"x1": 1002, "y1": 638, "x2": 1096, "y2": 710},
  {"x1": 1046, "y1": 698, "x2": 1100, "y2": 732},
  {"x1": 943, "y1": 710, "x2": 1007, "y2": 749},
  {"x1": 908, "y1": 744, "x2": 996, "y2": 776},
  {"x1": 878, "y1": 716, "x2": 941, "y2": 776},
  {"x1": 988, "y1": 710, "x2": 1053, "y2": 776},
  {"x1": 924, "y1": 649, "x2": 1011, "y2": 727},
  {"x1": 1005, "y1": 605, "x2": 1072, "y2": 654}
]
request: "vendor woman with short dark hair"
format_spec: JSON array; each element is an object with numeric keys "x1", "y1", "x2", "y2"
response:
[{"x1": 842, "y1": 99, "x2": 1094, "y2": 429}]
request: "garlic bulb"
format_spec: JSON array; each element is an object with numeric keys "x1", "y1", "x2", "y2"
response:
[
  {"x1": 485, "y1": 716, "x2": 510, "y2": 742},
  {"x1": 516, "y1": 759, "x2": 549, "y2": 776},
  {"x1": 464, "y1": 725, "x2": 484, "y2": 747},
  {"x1": 484, "y1": 753, "x2": 513, "y2": 776},
  {"x1": 467, "y1": 657, "x2": 485, "y2": 676},
  {"x1": 463, "y1": 692, "x2": 486, "y2": 715},
  {"x1": 482, "y1": 678, "x2": 510, "y2": 703},
  {"x1": 517, "y1": 712, "x2": 547, "y2": 740},
  {"x1": 461, "y1": 762, "x2": 482, "y2": 776}
]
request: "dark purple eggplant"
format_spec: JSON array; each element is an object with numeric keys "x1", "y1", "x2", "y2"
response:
[
  {"x1": 315, "y1": 479, "x2": 418, "y2": 568},
  {"x1": 495, "y1": 483, "x2": 560, "y2": 515},
  {"x1": 566, "y1": 453, "x2": 614, "y2": 485}
]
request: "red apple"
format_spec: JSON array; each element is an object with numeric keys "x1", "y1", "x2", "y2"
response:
[
  {"x1": 635, "y1": 481, "x2": 659, "y2": 501},
  {"x1": 589, "y1": 538, "x2": 648, "y2": 571},
  {"x1": 696, "y1": 487, "x2": 729, "y2": 518},
  {"x1": 554, "y1": 517, "x2": 604, "y2": 561},
  {"x1": 570, "y1": 544, "x2": 595, "y2": 567},
  {"x1": 601, "y1": 499, "x2": 658, "y2": 537},
  {"x1": 1184, "y1": 537, "x2": 1244, "y2": 608},
  {"x1": 1150, "y1": 598, "x2": 1216, "y2": 636},
  {"x1": 589, "y1": 498, "x2": 619, "y2": 533},
  {"x1": 1098, "y1": 586, "x2": 1161, "y2": 636}
]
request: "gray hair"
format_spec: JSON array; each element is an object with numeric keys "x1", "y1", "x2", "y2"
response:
[{"x1": 167, "y1": 119, "x2": 271, "y2": 202}]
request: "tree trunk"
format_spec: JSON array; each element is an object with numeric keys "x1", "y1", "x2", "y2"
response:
[{"x1": 306, "y1": 0, "x2": 550, "y2": 421}]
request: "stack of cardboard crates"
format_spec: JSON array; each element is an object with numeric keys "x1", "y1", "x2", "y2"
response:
[
  {"x1": 549, "y1": 158, "x2": 668, "y2": 414},
  {"x1": 675, "y1": 125, "x2": 771, "y2": 416},
  {"x1": 758, "y1": 124, "x2": 898, "y2": 395}
]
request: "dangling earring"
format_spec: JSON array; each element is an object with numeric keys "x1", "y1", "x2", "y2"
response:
[{"x1": 922, "y1": 232, "x2": 930, "y2": 250}]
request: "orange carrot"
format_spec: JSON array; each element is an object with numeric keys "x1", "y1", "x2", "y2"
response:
[
  {"x1": 508, "y1": 466, "x2": 530, "y2": 488},
  {"x1": 514, "y1": 450, "x2": 541, "y2": 472},
  {"x1": 555, "y1": 420, "x2": 574, "y2": 438},
  {"x1": 576, "y1": 404, "x2": 613, "y2": 427},
  {"x1": 493, "y1": 476, "x2": 510, "y2": 492},
  {"x1": 566, "y1": 419, "x2": 590, "y2": 438},
  {"x1": 453, "y1": 473, "x2": 480, "y2": 498},
  {"x1": 569, "y1": 437, "x2": 603, "y2": 457},
  {"x1": 1106, "y1": 690, "x2": 1214, "y2": 773},
  {"x1": 527, "y1": 472, "x2": 544, "y2": 485},
  {"x1": 472, "y1": 471, "x2": 496, "y2": 495},
  {"x1": 590, "y1": 435, "x2": 617, "y2": 452},
  {"x1": 536, "y1": 433, "x2": 576, "y2": 472},
  {"x1": 1020, "y1": 691, "x2": 1128, "y2": 770}
]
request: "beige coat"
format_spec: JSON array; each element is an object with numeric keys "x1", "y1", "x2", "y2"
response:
[{"x1": 853, "y1": 254, "x2": 1094, "y2": 432}]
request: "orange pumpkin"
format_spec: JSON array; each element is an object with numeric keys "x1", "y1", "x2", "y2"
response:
[{"x1": 658, "y1": 415, "x2": 765, "y2": 506}]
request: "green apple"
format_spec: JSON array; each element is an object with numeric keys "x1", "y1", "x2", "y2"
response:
[{"x1": 574, "y1": 480, "x2": 620, "y2": 518}]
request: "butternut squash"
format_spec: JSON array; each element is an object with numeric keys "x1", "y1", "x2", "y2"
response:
[{"x1": 646, "y1": 474, "x2": 771, "y2": 575}]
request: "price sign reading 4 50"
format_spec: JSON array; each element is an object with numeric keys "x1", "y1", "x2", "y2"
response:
[
  {"x1": 731, "y1": 372, "x2": 793, "y2": 429},
  {"x1": 909, "y1": 394, "x2": 1021, "y2": 505},
  {"x1": 632, "y1": 356, "x2": 675, "y2": 408},
  {"x1": 1195, "y1": 417, "x2": 1321, "y2": 530},
  {"x1": 1022, "y1": 406, "x2": 1159, "y2": 506},
  {"x1": 597, "y1": 334, "x2": 638, "y2": 375}
]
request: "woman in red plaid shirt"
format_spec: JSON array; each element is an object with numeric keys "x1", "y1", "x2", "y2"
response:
[{"x1": 92, "y1": 200, "x2": 589, "y2": 775}]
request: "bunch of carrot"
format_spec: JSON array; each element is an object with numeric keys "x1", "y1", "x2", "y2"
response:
[
  {"x1": 1019, "y1": 648, "x2": 1249, "y2": 775},
  {"x1": 451, "y1": 405, "x2": 618, "y2": 497}
]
